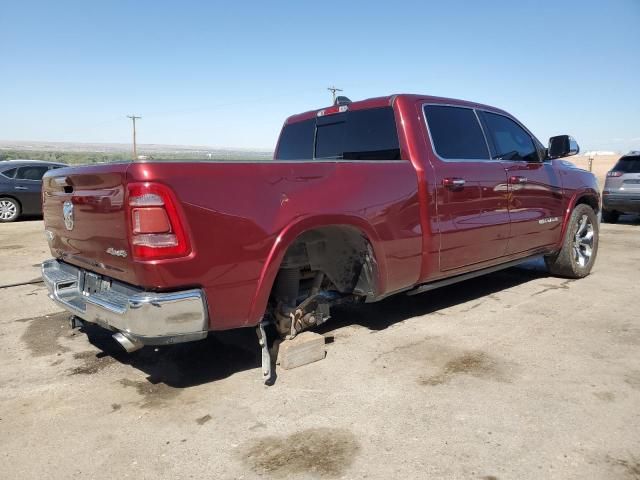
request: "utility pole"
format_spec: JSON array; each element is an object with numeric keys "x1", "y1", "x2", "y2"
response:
[
  {"x1": 327, "y1": 85, "x2": 343, "y2": 104},
  {"x1": 127, "y1": 115, "x2": 142, "y2": 160}
]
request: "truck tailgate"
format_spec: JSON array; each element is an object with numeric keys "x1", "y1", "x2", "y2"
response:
[{"x1": 42, "y1": 163, "x2": 133, "y2": 282}]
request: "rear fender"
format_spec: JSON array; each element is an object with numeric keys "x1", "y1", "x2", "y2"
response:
[
  {"x1": 0, "y1": 194, "x2": 22, "y2": 208},
  {"x1": 247, "y1": 215, "x2": 387, "y2": 325}
]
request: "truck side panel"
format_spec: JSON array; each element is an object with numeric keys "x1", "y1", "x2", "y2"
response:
[{"x1": 126, "y1": 160, "x2": 422, "y2": 329}]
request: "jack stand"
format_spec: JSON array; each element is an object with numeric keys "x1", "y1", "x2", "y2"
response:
[
  {"x1": 256, "y1": 321, "x2": 275, "y2": 385},
  {"x1": 69, "y1": 316, "x2": 83, "y2": 329}
]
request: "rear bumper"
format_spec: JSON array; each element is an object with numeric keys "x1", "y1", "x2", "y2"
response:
[
  {"x1": 41, "y1": 259, "x2": 208, "y2": 346},
  {"x1": 603, "y1": 193, "x2": 640, "y2": 213}
]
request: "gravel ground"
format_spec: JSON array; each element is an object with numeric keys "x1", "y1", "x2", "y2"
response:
[{"x1": 0, "y1": 217, "x2": 639, "y2": 480}]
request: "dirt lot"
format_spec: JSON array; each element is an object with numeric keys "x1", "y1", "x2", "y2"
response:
[
  {"x1": 1, "y1": 217, "x2": 639, "y2": 480},
  {"x1": 569, "y1": 155, "x2": 619, "y2": 188}
]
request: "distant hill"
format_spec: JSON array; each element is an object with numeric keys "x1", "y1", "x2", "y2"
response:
[
  {"x1": 581, "y1": 150, "x2": 618, "y2": 157},
  {"x1": 0, "y1": 140, "x2": 273, "y2": 164}
]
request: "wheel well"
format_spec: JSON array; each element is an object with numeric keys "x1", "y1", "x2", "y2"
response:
[
  {"x1": 271, "y1": 225, "x2": 377, "y2": 306},
  {"x1": 0, "y1": 195, "x2": 22, "y2": 209},
  {"x1": 575, "y1": 195, "x2": 599, "y2": 214}
]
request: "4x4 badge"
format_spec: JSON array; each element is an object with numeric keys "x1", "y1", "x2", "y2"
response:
[
  {"x1": 106, "y1": 247, "x2": 128, "y2": 258},
  {"x1": 63, "y1": 201, "x2": 74, "y2": 231}
]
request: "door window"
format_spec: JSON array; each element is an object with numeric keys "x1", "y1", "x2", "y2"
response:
[
  {"x1": 481, "y1": 112, "x2": 538, "y2": 162},
  {"x1": 15, "y1": 166, "x2": 49, "y2": 181},
  {"x1": 423, "y1": 105, "x2": 490, "y2": 160},
  {"x1": 1, "y1": 168, "x2": 17, "y2": 179}
]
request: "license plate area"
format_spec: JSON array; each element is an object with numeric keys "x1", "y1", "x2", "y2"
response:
[{"x1": 81, "y1": 271, "x2": 111, "y2": 296}]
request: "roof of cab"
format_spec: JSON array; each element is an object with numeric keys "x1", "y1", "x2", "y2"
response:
[{"x1": 283, "y1": 93, "x2": 510, "y2": 125}]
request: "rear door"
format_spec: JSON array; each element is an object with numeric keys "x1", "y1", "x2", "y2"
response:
[
  {"x1": 479, "y1": 111, "x2": 565, "y2": 254},
  {"x1": 423, "y1": 104, "x2": 510, "y2": 271},
  {"x1": 13, "y1": 165, "x2": 50, "y2": 214}
]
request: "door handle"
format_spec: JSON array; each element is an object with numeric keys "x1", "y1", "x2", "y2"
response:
[
  {"x1": 509, "y1": 175, "x2": 528, "y2": 185},
  {"x1": 443, "y1": 177, "x2": 465, "y2": 189},
  {"x1": 14, "y1": 186, "x2": 28, "y2": 190}
]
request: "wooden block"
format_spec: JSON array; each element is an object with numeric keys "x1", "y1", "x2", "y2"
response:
[{"x1": 278, "y1": 332, "x2": 326, "y2": 370}]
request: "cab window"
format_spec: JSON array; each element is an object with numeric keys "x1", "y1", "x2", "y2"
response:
[
  {"x1": 423, "y1": 105, "x2": 490, "y2": 160},
  {"x1": 481, "y1": 112, "x2": 539, "y2": 162},
  {"x1": 275, "y1": 107, "x2": 401, "y2": 161},
  {"x1": 276, "y1": 119, "x2": 315, "y2": 160}
]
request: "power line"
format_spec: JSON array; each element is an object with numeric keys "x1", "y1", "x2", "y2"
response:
[{"x1": 126, "y1": 115, "x2": 142, "y2": 159}]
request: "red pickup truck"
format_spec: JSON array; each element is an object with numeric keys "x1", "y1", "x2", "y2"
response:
[{"x1": 41, "y1": 94, "x2": 600, "y2": 380}]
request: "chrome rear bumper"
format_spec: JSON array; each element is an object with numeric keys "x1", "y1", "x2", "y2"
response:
[{"x1": 41, "y1": 259, "x2": 208, "y2": 346}]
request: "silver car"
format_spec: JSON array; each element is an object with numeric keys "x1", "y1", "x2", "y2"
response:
[{"x1": 602, "y1": 152, "x2": 640, "y2": 223}]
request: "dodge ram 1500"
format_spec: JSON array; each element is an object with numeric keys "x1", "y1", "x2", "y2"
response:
[{"x1": 41, "y1": 94, "x2": 600, "y2": 382}]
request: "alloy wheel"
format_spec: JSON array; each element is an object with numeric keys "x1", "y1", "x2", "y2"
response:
[
  {"x1": 0, "y1": 200, "x2": 18, "y2": 221},
  {"x1": 573, "y1": 214, "x2": 594, "y2": 267}
]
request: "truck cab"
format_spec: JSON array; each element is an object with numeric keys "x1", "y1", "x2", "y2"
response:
[{"x1": 275, "y1": 95, "x2": 597, "y2": 278}]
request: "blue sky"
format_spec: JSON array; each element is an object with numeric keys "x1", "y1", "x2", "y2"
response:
[{"x1": 1, "y1": 0, "x2": 639, "y2": 152}]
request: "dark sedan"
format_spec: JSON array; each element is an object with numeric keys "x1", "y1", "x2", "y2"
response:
[{"x1": 0, "y1": 160, "x2": 67, "y2": 222}]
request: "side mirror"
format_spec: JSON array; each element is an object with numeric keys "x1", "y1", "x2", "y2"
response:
[{"x1": 548, "y1": 135, "x2": 579, "y2": 159}]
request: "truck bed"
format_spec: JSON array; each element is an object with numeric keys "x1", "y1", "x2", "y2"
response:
[{"x1": 43, "y1": 159, "x2": 423, "y2": 329}]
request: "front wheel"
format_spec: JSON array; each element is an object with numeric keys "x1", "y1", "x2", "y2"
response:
[
  {"x1": 544, "y1": 204, "x2": 599, "y2": 279},
  {"x1": 0, "y1": 197, "x2": 21, "y2": 223}
]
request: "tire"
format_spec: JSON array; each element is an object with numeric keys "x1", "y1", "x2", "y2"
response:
[
  {"x1": 544, "y1": 204, "x2": 599, "y2": 279},
  {"x1": 602, "y1": 209, "x2": 619, "y2": 223},
  {"x1": 0, "y1": 197, "x2": 21, "y2": 223}
]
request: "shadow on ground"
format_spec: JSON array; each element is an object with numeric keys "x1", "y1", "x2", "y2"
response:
[
  {"x1": 14, "y1": 215, "x2": 44, "y2": 222},
  {"x1": 79, "y1": 258, "x2": 550, "y2": 388},
  {"x1": 320, "y1": 257, "x2": 550, "y2": 333},
  {"x1": 610, "y1": 213, "x2": 640, "y2": 226},
  {"x1": 82, "y1": 323, "x2": 260, "y2": 388}
]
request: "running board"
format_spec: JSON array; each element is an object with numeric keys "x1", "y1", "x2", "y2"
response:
[{"x1": 406, "y1": 255, "x2": 543, "y2": 297}]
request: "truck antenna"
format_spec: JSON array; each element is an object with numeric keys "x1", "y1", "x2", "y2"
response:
[{"x1": 327, "y1": 86, "x2": 343, "y2": 105}]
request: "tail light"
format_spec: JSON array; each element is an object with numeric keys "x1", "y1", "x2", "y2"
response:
[
  {"x1": 127, "y1": 182, "x2": 191, "y2": 260},
  {"x1": 607, "y1": 171, "x2": 623, "y2": 177}
]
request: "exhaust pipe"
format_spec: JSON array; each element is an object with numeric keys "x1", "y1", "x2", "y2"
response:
[{"x1": 112, "y1": 332, "x2": 143, "y2": 353}]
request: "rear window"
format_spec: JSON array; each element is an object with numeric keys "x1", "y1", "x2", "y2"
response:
[
  {"x1": 16, "y1": 165, "x2": 49, "y2": 180},
  {"x1": 276, "y1": 119, "x2": 315, "y2": 160},
  {"x1": 424, "y1": 105, "x2": 489, "y2": 160},
  {"x1": 1, "y1": 168, "x2": 17, "y2": 179},
  {"x1": 275, "y1": 107, "x2": 401, "y2": 161},
  {"x1": 613, "y1": 156, "x2": 640, "y2": 173}
]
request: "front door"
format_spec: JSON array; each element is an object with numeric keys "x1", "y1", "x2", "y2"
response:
[
  {"x1": 423, "y1": 104, "x2": 511, "y2": 272},
  {"x1": 478, "y1": 111, "x2": 565, "y2": 254}
]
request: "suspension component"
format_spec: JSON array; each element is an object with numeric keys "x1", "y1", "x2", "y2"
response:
[{"x1": 256, "y1": 321, "x2": 275, "y2": 385}]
